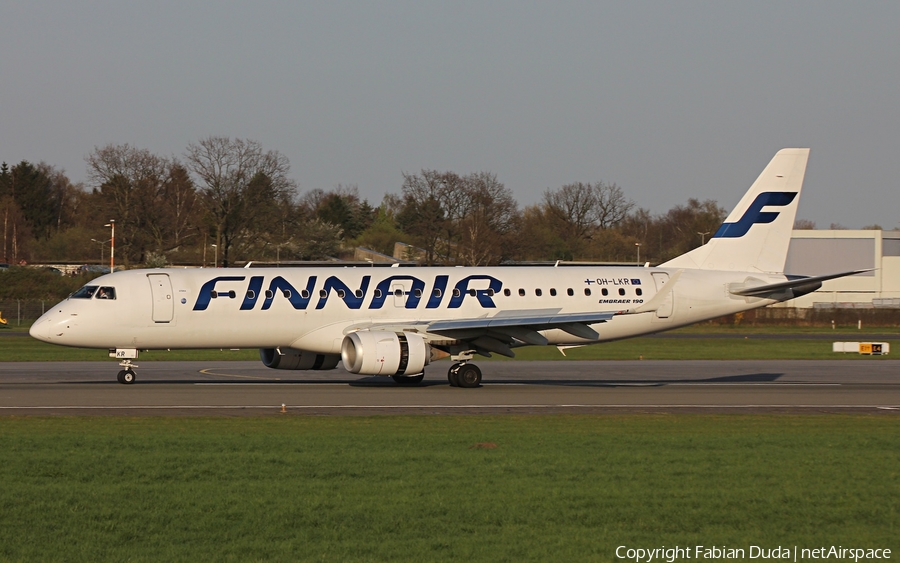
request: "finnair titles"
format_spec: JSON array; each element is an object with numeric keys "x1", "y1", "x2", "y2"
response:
[{"x1": 30, "y1": 149, "x2": 865, "y2": 387}]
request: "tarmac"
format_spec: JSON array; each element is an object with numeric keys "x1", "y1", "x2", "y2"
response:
[{"x1": 0, "y1": 359, "x2": 898, "y2": 415}]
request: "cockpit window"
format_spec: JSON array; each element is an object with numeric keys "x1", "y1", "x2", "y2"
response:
[
  {"x1": 96, "y1": 287, "x2": 116, "y2": 300},
  {"x1": 71, "y1": 286, "x2": 98, "y2": 299}
]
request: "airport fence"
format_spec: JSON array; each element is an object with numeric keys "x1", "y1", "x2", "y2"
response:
[
  {"x1": 708, "y1": 306, "x2": 900, "y2": 328},
  {"x1": 0, "y1": 300, "x2": 49, "y2": 326}
]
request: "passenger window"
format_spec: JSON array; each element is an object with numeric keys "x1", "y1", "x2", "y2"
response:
[
  {"x1": 468, "y1": 289, "x2": 477, "y2": 297},
  {"x1": 535, "y1": 289, "x2": 542, "y2": 297},
  {"x1": 636, "y1": 288, "x2": 643, "y2": 296},
  {"x1": 301, "y1": 290, "x2": 311, "y2": 299},
  {"x1": 602, "y1": 288, "x2": 609, "y2": 296},
  {"x1": 618, "y1": 288, "x2": 625, "y2": 296},
  {"x1": 550, "y1": 288, "x2": 557, "y2": 296},
  {"x1": 503, "y1": 289, "x2": 511, "y2": 297},
  {"x1": 96, "y1": 286, "x2": 116, "y2": 300},
  {"x1": 433, "y1": 288, "x2": 442, "y2": 298},
  {"x1": 246, "y1": 290, "x2": 255, "y2": 300},
  {"x1": 567, "y1": 288, "x2": 574, "y2": 296},
  {"x1": 71, "y1": 286, "x2": 98, "y2": 299},
  {"x1": 414, "y1": 289, "x2": 422, "y2": 298},
  {"x1": 584, "y1": 288, "x2": 591, "y2": 296},
  {"x1": 337, "y1": 289, "x2": 346, "y2": 298},
  {"x1": 265, "y1": 290, "x2": 274, "y2": 299},
  {"x1": 355, "y1": 289, "x2": 363, "y2": 298},
  {"x1": 518, "y1": 288, "x2": 525, "y2": 297}
]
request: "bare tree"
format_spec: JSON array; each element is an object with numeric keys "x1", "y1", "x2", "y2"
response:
[
  {"x1": 85, "y1": 144, "x2": 172, "y2": 264},
  {"x1": 543, "y1": 182, "x2": 597, "y2": 243},
  {"x1": 457, "y1": 172, "x2": 519, "y2": 266},
  {"x1": 185, "y1": 137, "x2": 296, "y2": 266},
  {"x1": 160, "y1": 164, "x2": 201, "y2": 250},
  {"x1": 595, "y1": 182, "x2": 633, "y2": 229},
  {"x1": 540, "y1": 181, "x2": 634, "y2": 259},
  {"x1": 397, "y1": 170, "x2": 450, "y2": 265}
]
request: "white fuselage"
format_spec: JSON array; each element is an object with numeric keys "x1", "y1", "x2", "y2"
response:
[{"x1": 30, "y1": 265, "x2": 781, "y2": 354}]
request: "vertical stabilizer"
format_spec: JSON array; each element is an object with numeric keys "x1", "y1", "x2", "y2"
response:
[{"x1": 661, "y1": 148, "x2": 809, "y2": 273}]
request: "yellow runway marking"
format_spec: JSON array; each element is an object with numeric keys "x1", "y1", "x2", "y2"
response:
[{"x1": 198, "y1": 368, "x2": 281, "y2": 381}]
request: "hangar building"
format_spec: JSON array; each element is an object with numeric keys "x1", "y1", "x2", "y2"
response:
[{"x1": 781, "y1": 230, "x2": 900, "y2": 309}]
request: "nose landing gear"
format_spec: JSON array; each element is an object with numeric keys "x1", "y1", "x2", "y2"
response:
[{"x1": 116, "y1": 358, "x2": 138, "y2": 384}]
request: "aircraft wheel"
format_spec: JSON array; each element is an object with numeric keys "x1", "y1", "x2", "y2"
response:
[
  {"x1": 447, "y1": 363, "x2": 461, "y2": 387},
  {"x1": 120, "y1": 369, "x2": 136, "y2": 385},
  {"x1": 392, "y1": 373, "x2": 425, "y2": 386},
  {"x1": 456, "y1": 364, "x2": 482, "y2": 388}
]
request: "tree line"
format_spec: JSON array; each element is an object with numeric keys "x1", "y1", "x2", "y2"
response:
[{"x1": 1, "y1": 137, "x2": 728, "y2": 268}]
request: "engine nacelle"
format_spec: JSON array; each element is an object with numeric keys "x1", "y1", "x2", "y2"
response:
[
  {"x1": 341, "y1": 331, "x2": 430, "y2": 376},
  {"x1": 259, "y1": 348, "x2": 340, "y2": 370}
]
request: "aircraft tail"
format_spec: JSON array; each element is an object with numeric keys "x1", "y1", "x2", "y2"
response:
[{"x1": 661, "y1": 148, "x2": 809, "y2": 274}]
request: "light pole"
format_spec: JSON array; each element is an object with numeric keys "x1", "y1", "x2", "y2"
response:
[
  {"x1": 104, "y1": 220, "x2": 115, "y2": 272},
  {"x1": 697, "y1": 231, "x2": 710, "y2": 246},
  {"x1": 90, "y1": 238, "x2": 110, "y2": 265},
  {"x1": 635, "y1": 242, "x2": 641, "y2": 265},
  {"x1": 211, "y1": 244, "x2": 218, "y2": 268}
]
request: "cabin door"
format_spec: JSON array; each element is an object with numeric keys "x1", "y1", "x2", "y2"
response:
[{"x1": 148, "y1": 274, "x2": 174, "y2": 323}]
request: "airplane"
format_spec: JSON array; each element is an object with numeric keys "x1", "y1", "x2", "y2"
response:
[{"x1": 29, "y1": 148, "x2": 866, "y2": 387}]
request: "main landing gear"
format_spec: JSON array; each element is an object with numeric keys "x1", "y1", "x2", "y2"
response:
[
  {"x1": 389, "y1": 363, "x2": 482, "y2": 388},
  {"x1": 448, "y1": 362, "x2": 482, "y2": 388}
]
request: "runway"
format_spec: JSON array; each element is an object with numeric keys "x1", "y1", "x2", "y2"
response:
[{"x1": 1, "y1": 359, "x2": 898, "y2": 415}]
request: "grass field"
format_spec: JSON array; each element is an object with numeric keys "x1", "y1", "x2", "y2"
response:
[
  {"x1": 0, "y1": 415, "x2": 896, "y2": 562},
  {"x1": 2, "y1": 330, "x2": 897, "y2": 361}
]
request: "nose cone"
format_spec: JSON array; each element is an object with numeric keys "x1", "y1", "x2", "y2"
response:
[{"x1": 29, "y1": 316, "x2": 53, "y2": 342}]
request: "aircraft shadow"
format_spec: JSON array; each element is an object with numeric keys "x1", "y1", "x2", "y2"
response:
[
  {"x1": 61, "y1": 372, "x2": 783, "y2": 387},
  {"x1": 349, "y1": 372, "x2": 787, "y2": 388}
]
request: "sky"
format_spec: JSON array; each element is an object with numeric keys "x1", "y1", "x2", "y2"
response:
[{"x1": 2, "y1": 1, "x2": 898, "y2": 229}]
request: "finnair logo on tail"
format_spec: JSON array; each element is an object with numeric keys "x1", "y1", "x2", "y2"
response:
[{"x1": 712, "y1": 191, "x2": 797, "y2": 238}]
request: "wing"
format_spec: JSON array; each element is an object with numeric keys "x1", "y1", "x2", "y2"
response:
[
  {"x1": 425, "y1": 308, "x2": 616, "y2": 357},
  {"x1": 354, "y1": 273, "x2": 687, "y2": 359},
  {"x1": 349, "y1": 308, "x2": 616, "y2": 358}
]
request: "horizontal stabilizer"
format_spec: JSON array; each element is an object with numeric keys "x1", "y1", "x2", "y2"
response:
[{"x1": 729, "y1": 269, "x2": 872, "y2": 297}]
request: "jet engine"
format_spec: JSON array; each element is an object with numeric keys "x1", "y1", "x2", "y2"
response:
[
  {"x1": 341, "y1": 331, "x2": 430, "y2": 376},
  {"x1": 259, "y1": 348, "x2": 340, "y2": 370}
]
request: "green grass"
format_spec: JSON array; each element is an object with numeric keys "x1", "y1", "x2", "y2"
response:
[
  {"x1": 0, "y1": 335, "x2": 260, "y2": 361},
  {"x1": 0, "y1": 415, "x2": 896, "y2": 562},
  {"x1": 671, "y1": 324, "x2": 900, "y2": 335},
  {"x1": 1, "y1": 332, "x2": 898, "y2": 361},
  {"x1": 499, "y1": 337, "x2": 900, "y2": 361}
]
